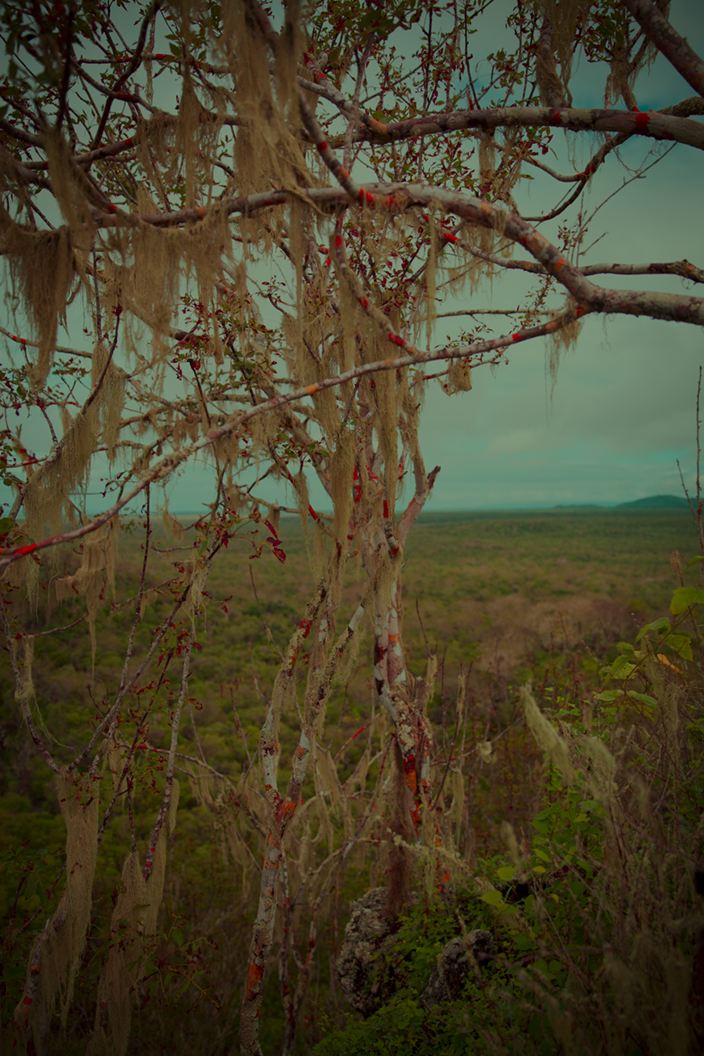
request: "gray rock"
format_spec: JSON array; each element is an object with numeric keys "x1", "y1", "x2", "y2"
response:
[
  {"x1": 336, "y1": 888, "x2": 399, "y2": 1017},
  {"x1": 421, "y1": 930, "x2": 497, "y2": 1007},
  {"x1": 336, "y1": 889, "x2": 497, "y2": 1015}
]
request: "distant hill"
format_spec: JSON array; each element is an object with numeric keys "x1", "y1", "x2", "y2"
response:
[{"x1": 615, "y1": 494, "x2": 689, "y2": 510}]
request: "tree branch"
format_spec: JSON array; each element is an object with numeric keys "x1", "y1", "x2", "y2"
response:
[
  {"x1": 620, "y1": 0, "x2": 704, "y2": 99},
  {"x1": 334, "y1": 105, "x2": 704, "y2": 151}
]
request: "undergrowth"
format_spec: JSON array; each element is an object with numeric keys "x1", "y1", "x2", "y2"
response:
[
  {"x1": 314, "y1": 552, "x2": 704, "y2": 1056},
  {"x1": 1, "y1": 525, "x2": 702, "y2": 1053}
]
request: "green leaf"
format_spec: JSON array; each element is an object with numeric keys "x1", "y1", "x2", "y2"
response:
[
  {"x1": 496, "y1": 865, "x2": 515, "y2": 881},
  {"x1": 668, "y1": 633, "x2": 694, "y2": 661},
  {"x1": 686, "y1": 555, "x2": 704, "y2": 567},
  {"x1": 627, "y1": 692, "x2": 658, "y2": 709},
  {"x1": 671, "y1": 586, "x2": 704, "y2": 614},
  {"x1": 533, "y1": 847, "x2": 550, "y2": 862},
  {"x1": 479, "y1": 889, "x2": 504, "y2": 907},
  {"x1": 609, "y1": 656, "x2": 637, "y2": 679},
  {"x1": 636, "y1": 617, "x2": 671, "y2": 642}
]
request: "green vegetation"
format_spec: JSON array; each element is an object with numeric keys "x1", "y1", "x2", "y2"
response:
[
  {"x1": 1, "y1": 508, "x2": 701, "y2": 1053},
  {"x1": 314, "y1": 520, "x2": 704, "y2": 1055}
]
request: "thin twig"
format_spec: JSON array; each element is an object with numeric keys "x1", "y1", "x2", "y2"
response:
[
  {"x1": 678, "y1": 366, "x2": 704, "y2": 556},
  {"x1": 143, "y1": 627, "x2": 195, "y2": 880}
]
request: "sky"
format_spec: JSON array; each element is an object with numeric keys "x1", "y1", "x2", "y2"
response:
[
  {"x1": 1, "y1": 0, "x2": 703, "y2": 516},
  {"x1": 421, "y1": 135, "x2": 704, "y2": 510}
]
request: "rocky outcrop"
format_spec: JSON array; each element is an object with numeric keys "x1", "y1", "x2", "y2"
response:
[
  {"x1": 336, "y1": 888, "x2": 496, "y2": 1016},
  {"x1": 420, "y1": 930, "x2": 497, "y2": 1007},
  {"x1": 336, "y1": 888, "x2": 402, "y2": 1016}
]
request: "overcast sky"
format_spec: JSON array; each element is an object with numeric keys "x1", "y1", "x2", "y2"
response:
[
  {"x1": 421, "y1": 137, "x2": 704, "y2": 510},
  {"x1": 1, "y1": 1, "x2": 702, "y2": 516}
]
